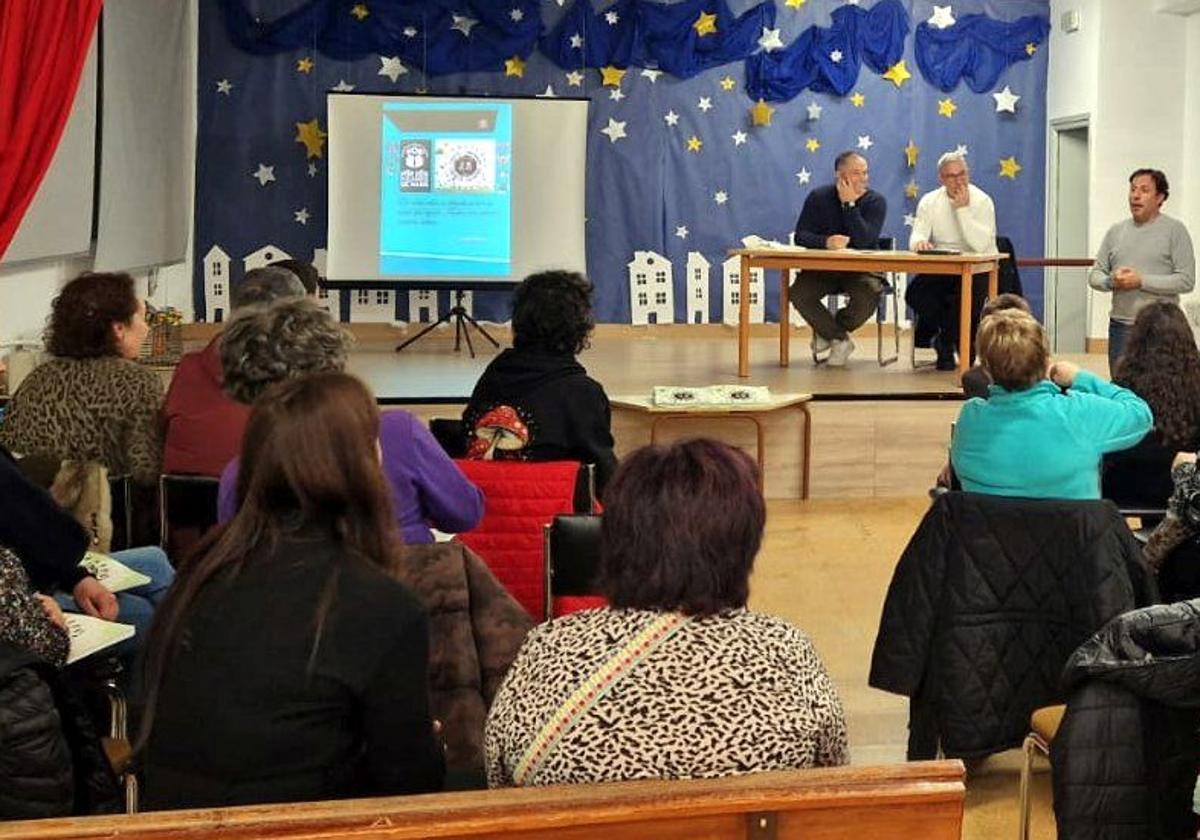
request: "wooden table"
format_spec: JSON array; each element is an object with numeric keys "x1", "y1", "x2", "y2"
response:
[
  {"x1": 729, "y1": 248, "x2": 1004, "y2": 377},
  {"x1": 611, "y1": 393, "x2": 812, "y2": 498}
]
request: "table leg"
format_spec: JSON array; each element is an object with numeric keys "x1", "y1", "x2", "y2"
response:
[
  {"x1": 780, "y1": 268, "x2": 790, "y2": 368},
  {"x1": 751, "y1": 416, "x2": 765, "y2": 493},
  {"x1": 738, "y1": 255, "x2": 752, "y2": 377},
  {"x1": 799, "y1": 403, "x2": 811, "y2": 500},
  {"x1": 988, "y1": 262, "x2": 999, "y2": 299},
  {"x1": 958, "y1": 267, "x2": 971, "y2": 375}
]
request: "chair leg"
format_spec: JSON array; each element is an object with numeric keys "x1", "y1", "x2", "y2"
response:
[
  {"x1": 125, "y1": 773, "x2": 139, "y2": 814},
  {"x1": 1018, "y1": 734, "x2": 1036, "y2": 840},
  {"x1": 877, "y1": 282, "x2": 899, "y2": 367}
]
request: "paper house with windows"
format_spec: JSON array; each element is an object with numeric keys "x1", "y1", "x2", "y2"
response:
[
  {"x1": 242, "y1": 244, "x2": 292, "y2": 273},
  {"x1": 685, "y1": 252, "x2": 711, "y2": 325},
  {"x1": 309, "y1": 248, "x2": 345, "y2": 321},
  {"x1": 721, "y1": 255, "x2": 764, "y2": 325},
  {"x1": 409, "y1": 290, "x2": 439, "y2": 324},
  {"x1": 202, "y1": 245, "x2": 231, "y2": 323},
  {"x1": 349, "y1": 288, "x2": 395, "y2": 322},
  {"x1": 627, "y1": 250, "x2": 674, "y2": 325}
]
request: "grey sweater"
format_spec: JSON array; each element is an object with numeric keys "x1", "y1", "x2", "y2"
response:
[{"x1": 1088, "y1": 213, "x2": 1195, "y2": 323}]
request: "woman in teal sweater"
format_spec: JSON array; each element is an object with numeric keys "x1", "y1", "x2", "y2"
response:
[{"x1": 951, "y1": 310, "x2": 1152, "y2": 499}]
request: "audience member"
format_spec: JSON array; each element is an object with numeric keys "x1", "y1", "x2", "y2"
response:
[
  {"x1": 217, "y1": 298, "x2": 482, "y2": 542},
  {"x1": 161, "y1": 266, "x2": 305, "y2": 477},
  {"x1": 484, "y1": 439, "x2": 847, "y2": 787},
  {"x1": 951, "y1": 310, "x2": 1152, "y2": 498},
  {"x1": 138, "y1": 372, "x2": 445, "y2": 809},
  {"x1": 268, "y1": 258, "x2": 321, "y2": 297},
  {"x1": 1103, "y1": 301, "x2": 1200, "y2": 509},
  {"x1": 959, "y1": 294, "x2": 1032, "y2": 399},
  {"x1": 463, "y1": 270, "x2": 617, "y2": 496}
]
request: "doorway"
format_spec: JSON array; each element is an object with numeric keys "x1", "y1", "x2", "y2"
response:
[{"x1": 1046, "y1": 118, "x2": 1090, "y2": 353}]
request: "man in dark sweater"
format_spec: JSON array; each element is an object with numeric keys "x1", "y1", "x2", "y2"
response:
[{"x1": 790, "y1": 151, "x2": 887, "y2": 366}]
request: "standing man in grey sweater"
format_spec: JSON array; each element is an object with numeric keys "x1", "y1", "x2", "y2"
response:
[{"x1": 1089, "y1": 168, "x2": 1195, "y2": 373}]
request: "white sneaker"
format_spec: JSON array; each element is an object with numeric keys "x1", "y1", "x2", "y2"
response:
[
  {"x1": 811, "y1": 334, "x2": 832, "y2": 357},
  {"x1": 826, "y1": 337, "x2": 855, "y2": 367}
]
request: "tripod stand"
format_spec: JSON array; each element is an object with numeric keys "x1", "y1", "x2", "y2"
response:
[{"x1": 395, "y1": 289, "x2": 500, "y2": 358}]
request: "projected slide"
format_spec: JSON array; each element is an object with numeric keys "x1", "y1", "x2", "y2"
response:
[{"x1": 379, "y1": 102, "x2": 513, "y2": 276}]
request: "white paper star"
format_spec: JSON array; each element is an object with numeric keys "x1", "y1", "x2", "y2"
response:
[
  {"x1": 600, "y1": 117, "x2": 627, "y2": 143},
  {"x1": 664, "y1": 110, "x2": 680, "y2": 126},
  {"x1": 993, "y1": 85, "x2": 1021, "y2": 113},
  {"x1": 609, "y1": 88, "x2": 625, "y2": 101},
  {"x1": 402, "y1": 26, "x2": 417, "y2": 37},
  {"x1": 294, "y1": 208, "x2": 310, "y2": 225},
  {"x1": 955, "y1": 143, "x2": 969, "y2": 157},
  {"x1": 795, "y1": 168, "x2": 811, "y2": 184},
  {"x1": 569, "y1": 32, "x2": 583, "y2": 48},
  {"x1": 332, "y1": 79, "x2": 355, "y2": 92},
  {"x1": 830, "y1": 50, "x2": 843, "y2": 63},
  {"x1": 510, "y1": 7, "x2": 524, "y2": 21},
  {"x1": 641, "y1": 68, "x2": 663, "y2": 82},
  {"x1": 806, "y1": 101, "x2": 822, "y2": 121},
  {"x1": 714, "y1": 190, "x2": 728, "y2": 205},
  {"x1": 378, "y1": 56, "x2": 407, "y2": 82},
  {"x1": 216, "y1": 79, "x2": 233, "y2": 95},
  {"x1": 758, "y1": 27, "x2": 784, "y2": 52},
  {"x1": 307, "y1": 162, "x2": 319, "y2": 177},
  {"x1": 732, "y1": 130, "x2": 748, "y2": 146},
  {"x1": 252, "y1": 164, "x2": 276, "y2": 186},
  {"x1": 904, "y1": 213, "x2": 916, "y2": 227},
  {"x1": 697, "y1": 96, "x2": 713, "y2": 112},
  {"x1": 451, "y1": 14, "x2": 478, "y2": 36},
  {"x1": 857, "y1": 135, "x2": 873, "y2": 150},
  {"x1": 675, "y1": 225, "x2": 689, "y2": 239},
  {"x1": 566, "y1": 70, "x2": 584, "y2": 87},
  {"x1": 537, "y1": 85, "x2": 557, "y2": 98},
  {"x1": 605, "y1": 10, "x2": 619, "y2": 24},
  {"x1": 928, "y1": 5, "x2": 956, "y2": 29}
]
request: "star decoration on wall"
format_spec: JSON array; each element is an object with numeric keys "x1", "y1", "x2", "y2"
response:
[
  {"x1": 904, "y1": 180, "x2": 919, "y2": 199},
  {"x1": 719, "y1": 76, "x2": 736, "y2": 91},
  {"x1": 927, "y1": 5, "x2": 955, "y2": 29},
  {"x1": 566, "y1": 70, "x2": 584, "y2": 87},
  {"x1": 296, "y1": 57, "x2": 315, "y2": 73},
  {"x1": 294, "y1": 208, "x2": 311, "y2": 224},
  {"x1": 693, "y1": 11, "x2": 718, "y2": 36},
  {"x1": 881, "y1": 60, "x2": 911, "y2": 88},
  {"x1": 350, "y1": 3, "x2": 369, "y2": 21},
  {"x1": 904, "y1": 213, "x2": 916, "y2": 227},
  {"x1": 714, "y1": 190, "x2": 728, "y2": 205},
  {"x1": 664, "y1": 110, "x2": 680, "y2": 126},
  {"x1": 830, "y1": 50, "x2": 843, "y2": 63},
  {"x1": 510, "y1": 8, "x2": 524, "y2": 22},
  {"x1": 1025, "y1": 42, "x2": 1038, "y2": 55},
  {"x1": 600, "y1": 118, "x2": 627, "y2": 142},
  {"x1": 937, "y1": 97, "x2": 957, "y2": 118},
  {"x1": 993, "y1": 85, "x2": 1020, "y2": 113},
  {"x1": 609, "y1": 88, "x2": 625, "y2": 101},
  {"x1": 642, "y1": 69, "x2": 663, "y2": 82},
  {"x1": 378, "y1": 56, "x2": 407, "y2": 82},
  {"x1": 570, "y1": 32, "x2": 584, "y2": 48},
  {"x1": 605, "y1": 10, "x2": 620, "y2": 25},
  {"x1": 676, "y1": 225, "x2": 689, "y2": 239},
  {"x1": 758, "y1": 27, "x2": 784, "y2": 51},
  {"x1": 697, "y1": 96, "x2": 713, "y2": 112},
  {"x1": 904, "y1": 140, "x2": 919, "y2": 167},
  {"x1": 806, "y1": 101, "x2": 822, "y2": 121},
  {"x1": 402, "y1": 26, "x2": 417, "y2": 37},
  {"x1": 795, "y1": 168, "x2": 811, "y2": 184},
  {"x1": 850, "y1": 92, "x2": 865, "y2": 107},
  {"x1": 537, "y1": 85, "x2": 557, "y2": 98},
  {"x1": 785, "y1": 0, "x2": 806, "y2": 7},
  {"x1": 999, "y1": 156, "x2": 1022, "y2": 179},
  {"x1": 751, "y1": 99, "x2": 774, "y2": 126},
  {"x1": 451, "y1": 14, "x2": 478, "y2": 36},
  {"x1": 954, "y1": 143, "x2": 969, "y2": 157},
  {"x1": 252, "y1": 164, "x2": 276, "y2": 186},
  {"x1": 856, "y1": 135, "x2": 873, "y2": 150},
  {"x1": 295, "y1": 119, "x2": 327, "y2": 158},
  {"x1": 216, "y1": 79, "x2": 233, "y2": 94},
  {"x1": 601, "y1": 66, "x2": 626, "y2": 86},
  {"x1": 732, "y1": 130, "x2": 748, "y2": 146},
  {"x1": 806, "y1": 137, "x2": 821, "y2": 152},
  {"x1": 331, "y1": 80, "x2": 355, "y2": 92},
  {"x1": 687, "y1": 135, "x2": 703, "y2": 152},
  {"x1": 307, "y1": 162, "x2": 319, "y2": 177}
]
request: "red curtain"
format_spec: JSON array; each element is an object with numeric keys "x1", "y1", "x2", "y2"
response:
[{"x1": 0, "y1": 0, "x2": 103, "y2": 261}]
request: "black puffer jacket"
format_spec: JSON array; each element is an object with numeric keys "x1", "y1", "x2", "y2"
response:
[
  {"x1": 1052, "y1": 599, "x2": 1200, "y2": 840},
  {"x1": 869, "y1": 493, "x2": 1157, "y2": 759}
]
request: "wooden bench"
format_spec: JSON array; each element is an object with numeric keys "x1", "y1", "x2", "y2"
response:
[{"x1": 5, "y1": 761, "x2": 964, "y2": 840}]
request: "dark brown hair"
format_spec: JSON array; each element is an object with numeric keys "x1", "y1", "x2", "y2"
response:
[
  {"x1": 512, "y1": 270, "x2": 594, "y2": 355},
  {"x1": 599, "y1": 439, "x2": 765, "y2": 616},
  {"x1": 980, "y1": 293, "x2": 1031, "y2": 320},
  {"x1": 1114, "y1": 301, "x2": 1200, "y2": 449},
  {"x1": 136, "y1": 372, "x2": 400, "y2": 750},
  {"x1": 1130, "y1": 168, "x2": 1169, "y2": 200},
  {"x1": 45, "y1": 272, "x2": 138, "y2": 358},
  {"x1": 269, "y1": 259, "x2": 321, "y2": 295}
]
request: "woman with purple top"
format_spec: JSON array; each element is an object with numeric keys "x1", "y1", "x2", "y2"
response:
[{"x1": 212, "y1": 298, "x2": 482, "y2": 543}]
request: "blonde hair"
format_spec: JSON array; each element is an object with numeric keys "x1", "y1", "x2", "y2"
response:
[{"x1": 977, "y1": 310, "x2": 1048, "y2": 391}]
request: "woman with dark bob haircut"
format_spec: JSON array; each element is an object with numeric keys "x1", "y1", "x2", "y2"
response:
[
  {"x1": 463, "y1": 270, "x2": 617, "y2": 496},
  {"x1": 484, "y1": 439, "x2": 848, "y2": 787}
]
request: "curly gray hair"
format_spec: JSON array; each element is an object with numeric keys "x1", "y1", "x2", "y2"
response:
[{"x1": 219, "y1": 297, "x2": 352, "y2": 404}]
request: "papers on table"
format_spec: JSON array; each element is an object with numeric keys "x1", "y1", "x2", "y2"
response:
[
  {"x1": 653, "y1": 385, "x2": 772, "y2": 407},
  {"x1": 65, "y1": 613, "x2": 135, "y2": 664},
  {"x1": 740, "y1": 234, "x2": 806, "y2": 252},
  {"x1": 79, "y1": 551, "x2": 151, "y2": 594}
]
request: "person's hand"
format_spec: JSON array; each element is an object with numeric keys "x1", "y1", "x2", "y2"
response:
[
  {"x1": 948, "y1": 184, "x2": 970, "y2": 209},
  {"x1": 1113, "y1": 266, "x2": 1143, "y2": 290},
  {"x1": 914, "y1": 240, "x2": 934, "y2": 252},
  {"x1": 1173, "y1": 451, "x2": 1198, "y2": 470},
  {"x1": 826, "y1": 234, "x2": 850, "y2": 250},
  {"x1": 72, "y1": 576, "x2": 118, "y2": 621},
  {"x1": 835, "y1": 175, "x2": 856, "y2": 204},
  {"x1": 936, "y1": 462, "x2": 953, "y2": 488},
  {"x1": 1048, "y1": 360, "x2": 1079, "y2": 389},
  {"x1": 36, "y1": 594, "x2": 67, "y2": 631}
]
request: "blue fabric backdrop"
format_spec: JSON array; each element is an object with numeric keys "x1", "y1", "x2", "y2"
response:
[{"x1": 194, "y1": 0, "x2": 1050, "y2": 323}]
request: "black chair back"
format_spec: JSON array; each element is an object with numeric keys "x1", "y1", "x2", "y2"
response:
[
  {"x1": 543, "y1": 513, "x2": 603, "y2": 617},
  {"x1": 159, "y1": 474, "x2": 220, "y2": 560}
]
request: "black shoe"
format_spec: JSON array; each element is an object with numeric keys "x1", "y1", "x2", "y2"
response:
[{"x1": 933, "y1": 334, "x2": 957, "y2": 371}]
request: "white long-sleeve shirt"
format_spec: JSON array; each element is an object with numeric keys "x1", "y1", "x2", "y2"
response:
[{"x1": 909, "y1": 184, "x2": 997, "y2": 254}]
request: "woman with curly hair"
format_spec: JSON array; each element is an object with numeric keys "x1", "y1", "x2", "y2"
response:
[
  {"x1": 1103, "y1": 301, "x2": 1200, "y2": 508},
  {"x1": 462, "y1": 270, "x2": 617, "y2": 496}
]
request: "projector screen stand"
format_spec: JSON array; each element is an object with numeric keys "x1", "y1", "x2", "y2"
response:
[{"x1": 395, "y1": 289, "x2": 500, "y2": 358}]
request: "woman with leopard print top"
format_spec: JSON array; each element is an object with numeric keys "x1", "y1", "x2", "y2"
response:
[
  {"x1": 0, "y1": 272, "x2": 162, "y2": 485},
  {"x1": 485, "y1": 440, "x2": 848, "y2": 788}
]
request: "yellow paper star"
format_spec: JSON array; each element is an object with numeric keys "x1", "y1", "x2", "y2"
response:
[
  {"x1": 687, "y1": 135, "x2": 703, "y2": 152},
  {"x1": 999, "y1": 156, "x2": 1023, "y2": 179},
  {"x1": 504, "y1": 56, "x2": 525, "y2": 78},
  {"x1": 806, "y1": 137, "x2": 821, "y2": 153},
  {"x1": 904, "y1": 180, "x2": 920, "y2": 199},
  {"x1": 904, "y1": 139, "x2": 919, "y2": 168},
  {"x1": 350, "y1": 3, "x2": 369, "y2": 20},
  {"x1": 600, "y1": 65, "x2": 626, "y2": 87},
  {"x1": 937, "y1": 97, "x2": 957, "y2": 118},
  {"x1": 850, "y1": 91, "x2": 865, "y2": 108},
  {"x1": 296, "y1": 57, "x2": 315, "y2": 74},
  {"x1": 1025, "y1": 42, "x2": 1038, "y2": 56},
  {"x1": 785, "y1": 0, "x2": 806, "y2": 6},
  {"x1": 881, "y1": 60, "x2": 912, "y2": 88},
  {"x1": 719, "y1": 76, "x2": 736, "y2": 91},
  {"x1": 751, "y1": 99, "x2": 774, "y2": 127},
  {"x1": 294, "y1": 118, "x2": 327, "y2": 159},
  {"x1": 693, "y1": 11, "x2": 718, "y2": 37}
]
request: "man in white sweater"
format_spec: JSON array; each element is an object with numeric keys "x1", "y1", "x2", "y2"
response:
[
  {"x1": 906, "y1": 151, "x2": 998, "y2": 370},
  {"x1": 1088, "y1": 168, "x2": 1195, "y2": 374}
]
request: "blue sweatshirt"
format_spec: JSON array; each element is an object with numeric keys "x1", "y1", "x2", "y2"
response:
[{"x1": 951, "y1": 370, "x2": 1152, "y2": 500}]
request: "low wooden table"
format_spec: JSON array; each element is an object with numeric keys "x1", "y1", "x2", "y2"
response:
[
  {"x1": 611, "y1": 393, "x2": 812, "y2": 498},
  {"x1": 728, "y1": 248, "x2": 1004, "y2": 377}
]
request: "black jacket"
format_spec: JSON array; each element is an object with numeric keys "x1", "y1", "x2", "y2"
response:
[
  {"x1": 463, "y1": 348, "x2": 617, "y2": 496},
  {"x1": 0, "y1": 445, "x2": 90, "y2": 592},
  {"x1": 1052, "y1": 599, "x2": 1200, "y2": 840},
  {"x1": 869, "y1": 493, "x2": 1157, "y2": 759},
  {"x1": 793, "y1": 184, "x2": 887, "y2": 250}
]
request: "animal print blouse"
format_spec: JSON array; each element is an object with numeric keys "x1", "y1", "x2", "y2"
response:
[
  {"x1": 0, "y1": 357, "x2": 163, "y2": 485},
  {"x1": 484, "y1": 607, "x2": 848, "y2": 788},
  {"x1": 0, "y1": 548, "x2": 68, "y2": 667}
]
